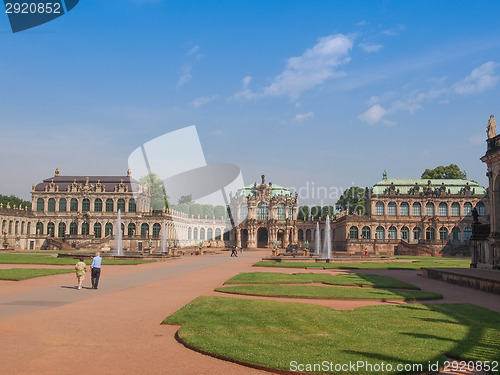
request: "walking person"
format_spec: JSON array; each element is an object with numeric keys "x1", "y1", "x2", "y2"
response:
[
  {"x1": 74, "y1": 257, "x2": 86, "y2": 290},
  {"x1": 231, "y1": 245, "x2": 238, "y2": 257},
  {"x1": 91, "y1": 252, "x2": 102, "y2": 289}
]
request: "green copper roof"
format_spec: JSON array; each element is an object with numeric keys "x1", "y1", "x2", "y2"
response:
[
  {"x1": 372, "y1": 179, "x2": 487, "y2": 196},
  {"x1": 237, "y1": 183, "x2": 293, "y2": 198}
]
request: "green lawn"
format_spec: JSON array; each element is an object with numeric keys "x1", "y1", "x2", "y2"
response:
[
  {"x1": 215, "y1": 285, "x2": 442, "y2": 300},
  {"x1": 0, "y1": 268, "x2": 74, "y2": 280},
  {"x1": 0, "y1": 254, "x2": 154, "y2": 265},
  {"x1": 254, "y1": 259, "x2": 470, "y2": 270},
  {"x1": 225, "y1": 272, "x2": 419, "y2": 289},
  {"x1": 163, "y1": 297, "x2": 500, "y2": 374}
]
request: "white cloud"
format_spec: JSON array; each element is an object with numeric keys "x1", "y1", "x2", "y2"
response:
[
  {"x1": 191, "y1": 95, "x2": 217, "y2": 107},
  {"x1": 177, "y1": 64, "x2": 192, "y2": 87},
  {"x1": 359, "y1": 43, "x2": 383, "y2": 53},
  {"x1": 358, "y1": 104, "x2": 387, "y2": 125},
  {"x1": 454, "y1": 61, "x2": 499, "y2": 95},
  {"x1": 229, "y1": 76, "x2": 257, "y2": 100},
  {"x1": 187, "y1": 45, "x2": 200, "y2": 56},
  {"x1": 295, "y1": 112, "x2": 314, "y2": 121},
  {"x1": 232, "y1": 34, "x2": 353, "y2": 101}
]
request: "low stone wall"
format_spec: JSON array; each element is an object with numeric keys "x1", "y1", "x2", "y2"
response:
[{"x1": 422, "y1": 268, "x2": 500, "y2": 295}]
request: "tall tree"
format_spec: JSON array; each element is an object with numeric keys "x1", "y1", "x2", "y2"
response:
[
  {"x1": 310, "y1": 206, "x2": 322, "y2": 220},
  {"x1": 421, "y1": 164, "x2": 467, "y2": 179},
  {"x1": 336, "y1": 186, "x2": 365, "y2": 215},
  {"x1": 140, "y1": 173, "x2": 169, "y2": 212},
  {"x1": 297, "y1": 206, "x2": 310, "y2": 220},
  {"x1": 178, "y1": 195, "x2": 193, "y2": 204},
  {"x1": 322, "y1": 205, "x2": 335, "y2": 219},
  {"x1": 214, "y1": 205, "x2": 226, "y2": 219}
]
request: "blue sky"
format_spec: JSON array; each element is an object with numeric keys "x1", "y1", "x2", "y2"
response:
[{"x1": 1, "y1": 1, "x2": 500, "y2": 205}]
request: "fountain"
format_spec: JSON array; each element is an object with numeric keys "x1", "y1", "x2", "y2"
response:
[
  {"x1": 161, "y1": 219, "x2": 167, "y2": 253},
  {"x1": 322, "y1": 215, "x2": 332, "y2": 259},
  {"x1": 315, "y1": 222, "x2": 321, "y2": 255},
  {"x1": 115, "y1": 209, "x2": 123, "y2": 256}
]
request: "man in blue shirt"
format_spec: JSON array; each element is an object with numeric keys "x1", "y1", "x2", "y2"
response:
[{"x1": 91, "y1": 252, "x2": 102, "y2": 289}]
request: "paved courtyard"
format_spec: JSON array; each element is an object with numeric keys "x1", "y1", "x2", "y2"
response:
[{"x1": 0, "y1": 251, "x2": 499, "y2": 375}]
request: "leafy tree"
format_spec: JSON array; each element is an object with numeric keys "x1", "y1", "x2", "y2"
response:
[
  {"x1": 173, "y1": 203, "x2": 189, "y2": 214},
  {"x1": 322, "y1": 206, "x2": 335, "y2": 219},
  {"x1": 214, "y1": 205, "x2": 226, "y2": 219},
  {"x1": 189, "y1": 203, "x2": 202, "y2": 218},
  {"x1": 336, "y1": 186, "x2": 365, "y2": 215},
  {"x1": 140, "y1": 173, "x2": 169, "y2": 212},
  {"x1": 421, "y1": 164, "x2": 467, "y2": 179},
  {"x1": 310, "y1": 206, "x2": 322, "y2": 220},
  {"x1": 202, "y1": 204, "x2": 214, "y2": 218},
  {"x1": 0, "y1": 194, "x2": 31, "y2": 210},
  {"x1": 178, "y1": 195, "x2": 193, "y2": 204},
  {"x1": 297, "y1": 206, "x2": 309, "y2": 220}
]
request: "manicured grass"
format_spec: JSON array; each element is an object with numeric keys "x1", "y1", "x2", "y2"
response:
[
  {"x1": 254, "y1": 259, "x2": 471, "y2": 270},
  {"x1": 225, "y1": 272, "x2": 419, "y2": 289},
  {"x1": 0, "y1": 254, "x2": 155, "y2": 265},
  {"x1": 215, "y1": 285, "x2": 442, "y2": 300},
  {"x1": 164, "y1": 297, "x2": 500, "y2": 374},
  {"x1": 0, "y1": 268, "x2": 74, "y2": 280}
]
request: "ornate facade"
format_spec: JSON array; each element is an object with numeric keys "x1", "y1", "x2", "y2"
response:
[
  {"x1": 229, "y1": 175, "x2": 298, "y2": 248},
  {"x1": 1, "y1": 169, "x2": 228, "y2": 252}
]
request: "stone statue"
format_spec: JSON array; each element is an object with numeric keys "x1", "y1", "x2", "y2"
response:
[
  {"x1": 261, "y1": 175, "x2": 265, "y2": 184},
  {"x1": 487, "y1": 115, "x2": 496, "y2": 139}
]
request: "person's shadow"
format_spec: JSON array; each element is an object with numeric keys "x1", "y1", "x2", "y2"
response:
[{"x1": 60, "y1": 286, "x2": 92, "y2": 290}]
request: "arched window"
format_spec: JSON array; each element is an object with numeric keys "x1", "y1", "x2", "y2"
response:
[
  {"x1": 8, "y1": 221, "x2": 12, "y2": 234},
  {"x1": 188, "y1": 228, "x2": 192, "y2": 240},
  {"x1": 94, "y1": 199, "x2": 103, "y2": 212},
  {"x1": 27, "y1": 222, "x2": 31, "y2": 235},
  {"x1": 152, "y1": 223, "x2": 161, "y2": 238},
  {"x1": 426, "y1": 227, "x2": 435, "y2": 240},
  {"x1": 464, "y1": 202, "x2": 472, "y2": 216},
  {"x1": 451, "y1": 227, "x2": 461, "y2": 243},
  {"x1": 21, "y1": 222, "x2": 25, "y2": 235},
  {"x1": 401, "y1": 227, "x2": 409, "y2": 242},
  {"x1": 117, "y1": 199, "x2": 125, "y2": 213},
  {"x1": 400, "y1": 202, "x2": 409, "y2": 216},
  {"x1": 200, "y1": 228, "x2": 205, "y2": 240},
  {"x1": 81, "y1": 223, "x2": 89, "y2": 236},
  {"x1": 141, "y1": 223, "x2": 149, "y2": 238},
  {"x1": 102, "y1": 223, "x2": 112, "y2": 236},
  {"x1": 388, "y1": 226, "x2": 397, "y2": 240},
  {"x1": 82, "y1": 199, "x2": 90, "y2": 213},
  {"x1": 106, "y1": 199, "x2": 114, "y2": 212},
  {"x1": 59, "y1": 198, "x2": 67, "y2": 212},
  {"x1": 223, "y1": 231, "x2": 230, "y2": 241},
  {"x1": 413, "y1": 227, "x2": 422, "y2": 242},
  {"x1": 207, "y1": 228, "x2": 213, "y2": 240},
  {"x1": 376, "y1": 226, "x2": 385, "y2": 240},
  {"x1": 193, "y1": 228, "x2": 198, "y2": 240},
  {"x1": 127, "y1": 223, "x2": 135, "y2": 236},
  {"x1": 289, "y1": 206, "x2": 294, "y2": 220},
  {"x1": 464, "y1": 227, "x2": 472, "y2": 241},
  {"x1": 412, "y1": 202, "x2": 421, "y2": 216},
  {"x1": 438, "y1": 203, "x2": 448, "y2": 216},
  {"x1": 70, "y1": 198, "x2": 78, "y2": 212},
  {"x1": 388, "y1": 202, "x2": 397, "y2": 216},
  {"x1": 298, "y1": 229, "x2": 304, "y2": 241},
  {"x1": 48, "y1": 198, "x2": 56, "y2": 212},
  {"x1": 425, "y1": 203, "x2": 435, "y2": 216},
  {"x1": 476, "y1": 202, "x2": 485, "y2": 216},
  {"x1": 277, "y1": 204, "x2": 286, "y2": 220},
  {"x1": 128, "y1": 199, "x2": 136, "y2": 213},
  {"x1": 47, "y1": 222, "x2": 55, "y2": 237},
  {"x1": 15, "y1": 221, "x2": 18, "y2": 234},
  {"x1": 215, "y1": 228, "x2": 222, "y2": 240},
  {"x1": 1, "y1": 220, "x2": 5, "y2": 233},
  {"x1": 349, "y1": 226, "x2": 359, "y2": 240},
  {"x1": 305, "y1": 229, "x2": 311, "y2": 242},
  {"x1": 94, "y1": 223, "x2": 102, "y2": 238},
  {"x1": 375, "y1": 202, "x2": 384, "y2": 216},
  {"x1": 257, "y1": 202, "x2": 269, "y2": 220},
  {"x1": 69, "y1": 222, "x2": 77, "y2": 235},
  {"x1": 58, "y1": 223, "x2": 66, "y2": 238},
  {"x1": 36, "y1": 198, "x2": 44, "y2": 212},
  {"x1": 451, "y1": 203, "x2": 460, "y2": 216},
  {"x1": 439, "y1": 227, "x2": 449, "y2": 240},
  {"x1": 36, "y1": 222, "x2": 44, "y2": 235},
  {"x1": 362, "y1": 226, "x2": 371, "y2": 239},
  {"x1": 239, "y1": 204, "x2": 248, "y2": 221}
]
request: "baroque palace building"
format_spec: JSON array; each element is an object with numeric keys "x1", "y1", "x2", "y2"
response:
[
  {"x1": 0, "y1": 169, "x2": 489, "y2": 257},
  {"x1": 1, "y1": 169, "x2": 228, "y2": 252}
]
